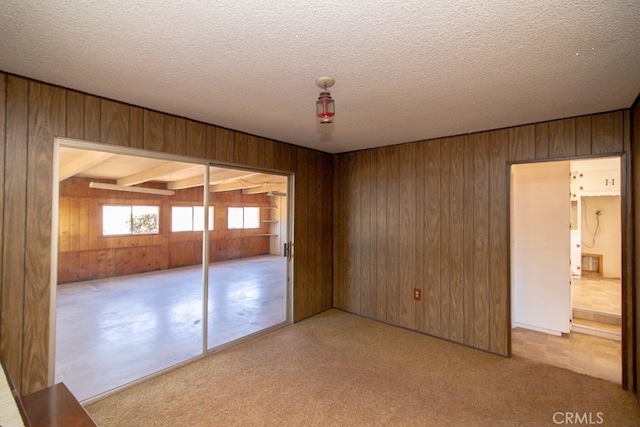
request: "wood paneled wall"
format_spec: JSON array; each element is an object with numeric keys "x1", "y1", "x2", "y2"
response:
[
  {"x1": 334, "y1": 111, "x2": 634, "y2": 389},
  {"x1": 0, "y1": 73, "x2": 333, "y2": 395},
  {"x1": 58, "y1": 177, "x2": 272, "y2": 283},
  {"x1": 632, "y1": 95, "x2": 640, "y2": 394}
]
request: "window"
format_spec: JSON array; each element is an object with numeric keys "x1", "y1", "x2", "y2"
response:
[
  {"x1": 228, "y1": 207, "x2": 260, "y2": 229},
  {"x1": 172, "y1": 206, "x2": 214, "y2": 232},
  {"x1": 103, "y1": 205, "x2": 159, "y2": 235}
]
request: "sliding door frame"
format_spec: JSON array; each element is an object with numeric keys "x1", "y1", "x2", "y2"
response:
[{"x1": 49, "y1": 137, "x2": 294, "y2": 398}]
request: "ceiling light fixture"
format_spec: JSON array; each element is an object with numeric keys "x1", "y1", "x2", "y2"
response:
[{"x1": 316, "y1": 76, "x2": 335, "y2": 124}]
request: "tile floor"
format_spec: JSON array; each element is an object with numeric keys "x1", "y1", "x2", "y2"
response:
[
  {"x1": 571, "y1": 276, "x2": 621, "y2": 315},
  {"x1": 512, "y1": 275, "x2": 622, "y2": 384},
  {"x1": 511, "y1": 326, "x2": 621, "y2": 384}
]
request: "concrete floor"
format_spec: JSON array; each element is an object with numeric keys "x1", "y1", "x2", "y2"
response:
[{"x1": 55, "y1": 255, "x2": 287, "y2": 401}]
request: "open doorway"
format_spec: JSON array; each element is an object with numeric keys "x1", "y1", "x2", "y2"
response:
[
  {"x1": 510, "y1": 157, "x2": 622, "y2": 384},
  {"x1": 52, "y1": 138, "x2": 292, "y2": 401}
]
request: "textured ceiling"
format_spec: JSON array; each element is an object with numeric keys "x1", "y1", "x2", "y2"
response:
[{"x1": 1, "y1": 1, "x2": 639, "y2": 154}]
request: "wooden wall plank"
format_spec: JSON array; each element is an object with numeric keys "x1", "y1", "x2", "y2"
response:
[
  {"x1": 129, "y1": 106, "x2": 144, "y2": 149},
  {"x1": 473, "y1": 132, "x2": 490, "y2": 350},
  {"x1": 631, "y1": 100, "x2": 640, "y2": 394},
  {"x1": 318, "y1": 151, "x2": 332, "y2": 312},
  {"x1": 254, "y1": 137, "x2": 265, "y2": 170},
  {"x1": 385, "y1": 146, "x2": 401, "y2": 324},
  {"x1": 398, "y1": 143, "x2": 416, "y2": 329},
  {"x1": 623, "y1": 110, "x2": 630, "y2": 154},
  {"x1": 414, "y1": 141, "x2": 426, "y2": 332},
  {"x1": 462, "y1": 135, "x2": 475, "y2": 345},
  {"x1": 305, "y1": 149, "x2": 316, "y2": 317},
  {"x1": 293, "y1": 148, "x2": 311, "y2": 320},
  {"x1": 349, "y1": 152, "x2": 360, "y2": 314},
  {"x1": 364, "y1": 150, "x2": 375, "y2": 316},
  {"x1": 592, "y1": 111, "x2": 624, "y2": 154},
  {"x1": 549, "y1": 118, "x2": 576, "y2": 158},
  {"x1": 214, "y1": 127, "x2": 234, "y2": 164},
  {"x1": 509, "y1": 125, "x2": 535, "y2": 162},
  {"x1": 331, "y1": 156, "x2": 341, "y2": 308},
  {"x1": 320, "y1": 151, "x2": 333, "y2": 310},
  {"x1": 186, "y1": 121, "x2": 206, "y2": 159},
  {"x1": 244, "y1": 135, "x2": 259, "y2": 167},
  {"x1": 65, "y1": 91, "x2": 84, "y2": 140},
  {"x1": 439, "y1": 140, "x2": 450, "y2": 338},
  {"x1": 621, "y1": 108, "x2": 633, "y2": 390},
  {"x1": 448, "y1": 137, "x2": 464, "y2": 342},
  {"x1": 488, "y1": 129, "x2": 509, "y2": 355},
  {"x1": 1, "y1": 75, "x2": 29, "y2": 393},
  {"x1": 164, "y1": 115, "x2": 177, "y2": 155},
  {"x1": 261, "y1": 138, "x2": 276, "y2": 170},
  {"x1": 424, "y1": 139, "x2": 441, "y2": 336},
  {"x1": 175, "y1": 118, "x2": 187, "y2": 156},
  {"x1": 332, "y1": 156, "x2": 345, "y2": 309},
  {"x1": 83, "y1": 95, "x2": 101, "y2": 142},
  {"x1": 535, "y1": 122, "x2": 549, "y2": 160},
  {"x1": 0, "y1": 74, "x2": 5, "y2": 339},
  {"x1": 576, "y1": 116, "x2": 592, "y2": 156},
  {"x1": 205, "y1": 125, "x2": 217, "y2": 160},
  {"x1": 275, "y1": 143, "x2": 294, "y2": 173},
  {"x1": 375, "y1": 148, "x2": 388, "y2": 320},
  {"x1": 359, "y1": 150, "x2": 372, "y2": 317},
  {"x1": 143, "y1": 110, "x2": 164, "y2": 152},
  {"x1": 100, "y1": 99, "x2": 129, "y2": 146},
  {"x1": 233, "y1": 133, "x2": 248, "y2": 166}
]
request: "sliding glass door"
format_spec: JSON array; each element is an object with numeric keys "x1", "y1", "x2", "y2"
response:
[
  {"x1": 55, "y1": 142, "x2": 207, "y2": 400},
  {"x1": 206, "y1": 166, "x2": 289, "y2": 348},
  {"x1": 53, "y1": 139, "x2": 291, "y2": 402}
]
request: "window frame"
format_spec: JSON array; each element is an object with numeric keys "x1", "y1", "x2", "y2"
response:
[
  {"x1": 227, "y1": 206, "x2": 260, "y2": 230},
  {"x1": 101, "y1": 204, "x2": 160, "y2": 236},
  {"x1": 171, "y1": 205, "x2": 214, "y2": 232}
]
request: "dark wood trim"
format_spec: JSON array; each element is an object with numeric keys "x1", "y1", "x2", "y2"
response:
[
  {"x1": 631, "y1": 94, "x2": 640, "y2": 394},
  {"x1": 22, "y1": 383, "x2": 97, "y2": 427}
]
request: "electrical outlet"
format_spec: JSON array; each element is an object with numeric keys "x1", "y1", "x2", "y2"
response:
[{"x1": 413, "y1": 288, "x2": 421, "y2": 301}]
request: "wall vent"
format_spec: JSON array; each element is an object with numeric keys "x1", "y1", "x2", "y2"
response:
[{"x1": 581, "y1": 253, "x2": 602, "y2": 276}]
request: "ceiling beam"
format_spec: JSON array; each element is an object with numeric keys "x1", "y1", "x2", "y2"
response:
[
  {"x1": 59, "y1": 152, "x2": 114, "y2": 181},
  {"x1": 117, "y1": 162, "x2": 197, "y2": 187},
  {"x1": 209, "y1": 169, "x2": 259, "y2": 185},
  {"x1": 167, "y1": 175, "x2": 205, "y2": 190},
  {"x1": 210, "y1": 173, "x2": 286, "y2": 193},
  {"x1": 242, "y1": 183, "x2": 287, "y2": 194},
  {"x1": 167, "y1": 169, "x2": 259, "y2": 190},
  {"x1": 89, "y1": 182, "x2": 175, "y2": 196}
]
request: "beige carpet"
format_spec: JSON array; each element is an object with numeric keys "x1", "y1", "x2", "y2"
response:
[{"x1": 87, "y1": 309, "x2": 640, "y2": 426}]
